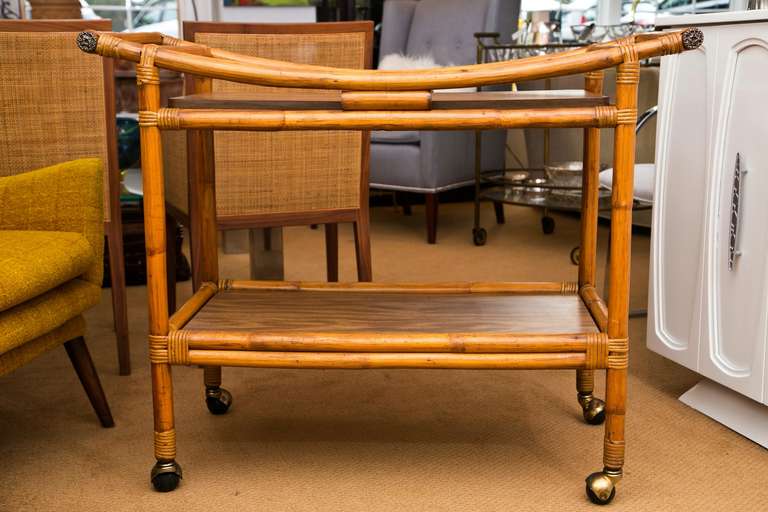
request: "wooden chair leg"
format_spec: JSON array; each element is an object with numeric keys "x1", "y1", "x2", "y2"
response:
[
  {"x1": 324, "y1": 223, "x2": 339, "y2": 282},
  {"x1": 106, "y1": 229, "x2": 131, "y2": 376},
  {"x1": 396, "y1": 191, "x2": 412, "y2": 216},
  {"x1": 64, "y1": 337, "x2": 114, "y2": 428},
  {"x1": 353, "y1": 217, "x2": 372, "y2": 282},
  {"x1": 165, "y1": 214, "x2": 177, "y2": 314},
  {"x1": 493, "y1": 201, "x2": 505, "y2": 224},
  {"x1": 248, "y1": 227, "x2": 284, "y2": 281},
  {"x1": 425, "y1": 192, "x2": 438, "y2": 244}
]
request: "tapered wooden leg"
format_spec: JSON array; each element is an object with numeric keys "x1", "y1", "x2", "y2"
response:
[
  {"x1": 165, "y1": 214, "x2": 177, "y2": 314},
  {"x1": 425, "y1": 192, "x2": 438, "y2": 244},
  {"x1": 64, "y1": 337, "x2": 114, "y2": 428},
  {"x1": 325, "y1": 223, "x2": 339, "y2": 282},
  {"x1": 353, "y1": 216, "x2": 372, "y2": 282},
  {"x1": 106, "y1": 228, "x2": 130, "y2": 376}
]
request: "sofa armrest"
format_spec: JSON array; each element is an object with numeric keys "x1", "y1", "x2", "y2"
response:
[{"x1": 0, "y1": 158, "x2": 105, "y2": 285}]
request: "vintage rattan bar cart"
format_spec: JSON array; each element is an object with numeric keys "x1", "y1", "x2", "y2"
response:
[{"x1": 76, "y1": 27, "x2": 702, "y2": 504}]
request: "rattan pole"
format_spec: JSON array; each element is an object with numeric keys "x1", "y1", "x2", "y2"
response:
[
  {"x1": 340, "y1": 91, "x2": 431, "y2": 111},
  {"x1": 603, "y1": 51, "x2": 640, "y2": 474},
  {"x1": 160, "y1": 107, "x2": 613, "y2": 131},
  {"x1": 581, "y1": 285, "x2": 609, "y2": 332},
  {"x1": 188, "y1": 351, "x2": 588, "y2": 369},
  {"x1": 137, "y1": 45, "x2": 176, "y2": 463},
  {"x1": 168, "y1": 281, "x2": 217, "y2": 331},
  {"x1": 576, "y1": 70, "x2": 605, "y2": 404},
  {"x1": 185, "y1": 74, "x2": 223, "y2": 393},
  {"x1": 181, "y1": 331, "x2": 592, "y2": 353},
  {"x1": 579, "y1": 71, "x2": 604, "y2": 288},
  {"x1": 220, "y1": 280, "x2": 577, "y2": 294}
]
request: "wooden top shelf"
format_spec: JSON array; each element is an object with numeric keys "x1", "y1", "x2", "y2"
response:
[
  {"x1": 169, "y1": 90, "x2": 610, "y2": 111},
  {"x1": 183, "y1": 289, "x2": 599, "y2": 334}
]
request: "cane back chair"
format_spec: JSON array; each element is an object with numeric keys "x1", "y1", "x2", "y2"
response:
[
  {"x1": 76, "y1": 27, "x2": 703, "y2": 503},
  {"x1": 0, "y1": 20, "x2": 131, "y2": 375},
  {"x1": 163, "y1": 21, "x2": 373, "y2": 311}
]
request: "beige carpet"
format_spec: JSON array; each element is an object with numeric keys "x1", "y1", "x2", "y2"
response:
[{"x1": 1, "y1": 203, "x2": 767, "y2": 511}]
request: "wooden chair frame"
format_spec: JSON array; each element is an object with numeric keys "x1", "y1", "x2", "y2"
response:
[
  {"x1": 0, "y1": 20, "x2": 131, "y2": 375},
  {"x1": 77, "y1": 27, "x2": 703, "y2": 501},
  {"x1": 164, "y1": 21, "x2": 374, "y2": 312}
]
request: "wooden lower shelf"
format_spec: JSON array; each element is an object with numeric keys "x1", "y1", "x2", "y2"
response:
[
  {"x1": 159, "y1": 281, "x2": 611, "y2": 370},
  {"x1": 185, "y1": 288, "x2": 598, "y2": 334}
]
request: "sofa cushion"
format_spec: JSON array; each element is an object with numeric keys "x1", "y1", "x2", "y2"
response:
[
  {"x1": 0, "y1": 279, "x2": 100, "y2": 356},
  {"x1": 0, "y1": 230, "x2": 96, "y2": 312},
  {"x1": 0, "y1": 159, "x2": 105, "y2": 287},
  {"x1": 371, "y1": 130, "x2": 421, "y2": 144}
]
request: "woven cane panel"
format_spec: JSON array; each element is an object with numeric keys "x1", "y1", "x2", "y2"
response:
[
  {"x1": 193, "y1": 32, "x2": 366, "y2": 217},
  {"x1": 0, "y1": 32, "x2": 111, "y2": 221},
  {"x1": 162, "y1": 130, "x2": 189, "y2": 215}
]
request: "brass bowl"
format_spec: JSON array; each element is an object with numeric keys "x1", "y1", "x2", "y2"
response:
[{"x1": 544, "y1": 161, "x2": 584, "y2": 189}]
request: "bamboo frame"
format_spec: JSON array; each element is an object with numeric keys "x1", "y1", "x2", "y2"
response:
[
  {"x1": 178, "y1": 332, "x2": 597, "y2": 354},
  {"x1": 76, "y1": 27, "x2": 702, "y2": 499},
  {"x1": 188, "y1": 351, "x2": 588, "y2": 370},
  {"x1": 155, "y1": 106, "x2": 617, "y2": 131},
  {"x1": 219, "y1": 279, "x2": 579, "y2": 294},
  {"x1": 81, "y1": 29, "x2": 694, "y2": 91}
]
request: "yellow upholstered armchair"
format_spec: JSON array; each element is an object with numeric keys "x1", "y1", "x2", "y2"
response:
[{"x1": 0, "y1": 158, "x2": 113, "y2": 427}]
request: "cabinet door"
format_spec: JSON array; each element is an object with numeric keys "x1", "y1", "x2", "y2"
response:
[
  {"x1": 700, "y1": 26, "x2": 768, "y2": 401},
  {"x1": 647, "y1": 32, "x2": 715, "y2": 370}
]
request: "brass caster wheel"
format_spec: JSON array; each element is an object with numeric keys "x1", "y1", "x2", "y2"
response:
[
  {"x1": 585, "y1": 469, "x2": 621, "y2": 505},
  {"x1": 541, "y1": 216, "x2": 555, "y2": 234},
  {"x1": 579, "y1": 395, "x2": 606, "y2": 425},
  {"x1": 151, "y1": 461, "x2": 182, "y2": 492},
  {"x1": 577, "y1": 393, "x2": 605, "y2": 425},
  {"x1": 206, "y1": 387, "x2": 232, "y2": 415},
  {"x1": 472, "y1": 227, "x2": 487, "y2": 246}
]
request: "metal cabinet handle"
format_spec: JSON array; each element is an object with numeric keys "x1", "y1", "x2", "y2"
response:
[{"x1": 728, "y1": 153, "x2": 746, "y2": 271}]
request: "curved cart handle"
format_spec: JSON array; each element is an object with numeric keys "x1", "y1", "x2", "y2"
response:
[{"x1": 76, "y1": 28, "x2": 702, "y2": 92}]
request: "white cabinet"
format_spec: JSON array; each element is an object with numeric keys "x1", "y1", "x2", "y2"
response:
[
  {"x1": 649, "y1": 12, "x2": 768, "y2": 438},
  {"x1": 700, "y1": 25, "x2": 768, "y2": 400},
  {"x1": 648, "y1": 31, "x2": 712, "y2": 370}
]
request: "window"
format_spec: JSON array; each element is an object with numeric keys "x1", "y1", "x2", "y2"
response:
[{"x1": 80, "y1": 0, "x2": 178, "y2": 33}]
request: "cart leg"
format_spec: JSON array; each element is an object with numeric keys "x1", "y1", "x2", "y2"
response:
[
  {"x1": 493, "y1": 201, "x2": 505, "y2": 224},
  {"x1": 576, "y1": 369, "x2": 605, "y2": 425},
  {"x1": 541, "y1": 208, "x2": 555, "y2": 234},
  {"x1": 204, "y1": 365, "x2": 232, "y2": 415},
  {"x1": 472, "y1": 130, "x2": 487, "y2": 245},
  {"x1": 586, "y1": 56, "x2": 637, "y2": 505},
  {"x1": 136, "y1": 51, "x2": 182, "y2": 492},
  {"x1": 151, "y1": 363, "x2": 182, "y2": 492}
]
